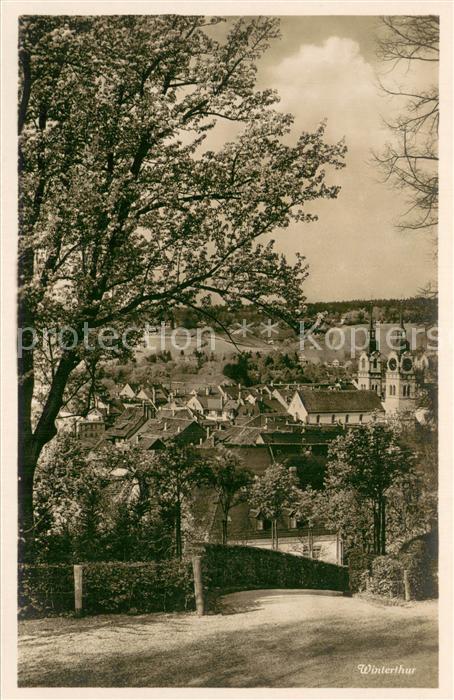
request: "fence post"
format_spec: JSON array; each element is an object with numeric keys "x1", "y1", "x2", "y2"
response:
[
  {"x1": 74, "y1": 564, "x2": 83, "y2": 616},
  {"x1": 403, "y1": 569, "x2": 411, "y2": 601},
  {"x1": 192, "y1": 555, "x2": 205, "y2": 616}
]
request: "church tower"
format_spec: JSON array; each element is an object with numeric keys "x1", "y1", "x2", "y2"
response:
[
  {"x1": 384, "y1": 308, "x2": 416, "y2": 415},
  {"x1": 358, "y1": 307, "x2": 382, "y2": 396}
]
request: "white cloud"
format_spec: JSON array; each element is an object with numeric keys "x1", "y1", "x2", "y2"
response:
[
  {"x1": 258, "y1": 37, "x2": 436, "y2": 300},
  {"x1": 269, "y1": 37, "x2": 384, "y2": 148}
]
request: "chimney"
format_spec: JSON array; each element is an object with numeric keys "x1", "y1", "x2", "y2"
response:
[
  {"x1": 164, "y1": 422, "x2": 168, "y2": 431},
  {"x1": 206, "y1": 426, "x2": 210, "y2": 440},
  {"x1": 206, "y1": 386, "x2": 210, "y2": 396}
]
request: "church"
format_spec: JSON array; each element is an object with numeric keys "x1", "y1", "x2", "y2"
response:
[{"x1": 357, "y1": 309, "x2": 416, "y2": 416}]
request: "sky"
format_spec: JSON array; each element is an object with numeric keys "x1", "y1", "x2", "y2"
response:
[{"x1": 207, "y1": 16, "x2": 438, "y2": 302}]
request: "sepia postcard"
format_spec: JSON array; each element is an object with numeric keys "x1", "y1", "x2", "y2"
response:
[{"x1": 1, "y1": 1, "x2": 453, "y2": 698}]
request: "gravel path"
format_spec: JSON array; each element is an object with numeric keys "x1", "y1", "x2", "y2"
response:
[{"x1": 18, "y1": 590, "x2": 438, "y2": 688}]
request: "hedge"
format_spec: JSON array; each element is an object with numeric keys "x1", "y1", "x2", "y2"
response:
[
  {"x1": 347, "y1": 548, "x2": 376, "y2": 593},
  {"x1": 400, "y1": 539, "x2": 437, "y2": 600},
  {"x1": 19, "y1": 545, "x2": 349, "y2": 618},
  {"x1": 199, "y1": 544, "x2": 349, "y2": 594},
  {"x1": 368, "y1": 556, "x2": 405, "y2": 598},
  {"x1": 19, "y1": 563, "x2": 75, "y2": 617},
  {"x1": 19, "y1": 560, "x2": 194, "y2": 618}
]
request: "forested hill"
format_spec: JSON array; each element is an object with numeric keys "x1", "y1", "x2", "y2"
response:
[{"x1": 170, "y1": 297, "x2": 437, "y2": 329}]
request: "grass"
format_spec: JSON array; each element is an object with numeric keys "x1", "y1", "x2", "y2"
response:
[{"x1": 18, "y1": 590, "x2": 438, "y2": 688}]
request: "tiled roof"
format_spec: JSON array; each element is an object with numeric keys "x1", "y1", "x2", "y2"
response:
[
  {"x1": 119, "y1": 383, "x2": 140, "y2": 393},
  {"x1": 221, "y1": 426, "x2": 264, "y2": 446},
  {"x1": 297, "y1": 389, "x2": 384, "y2": 413},
  {"x1": 138, "y1": 435, "x2": 166, "y2": 450},
  {"x1": 207, "y1": 397, "x2": 223, "y2": 410},
  {"x1": 156, "y1": 407, "x2": 195, "y2": 420},
  {"x1": 106, "y1": 406, "x2": 147, "y2": 439},
  {"x1": 258, "y1": 397, "x2": 286, "y2": 414},
  {"x1": 223, "y1": 398, "x2": 240, "y2": 411},
  {"x1": 221, "y1": 384, "x2": 241, "y2": 398},
  {"x1": 136, "y1": 388, "x2": 156, "y2": 402},
  {"x1": 260, "y1": 428, "x2": 342, "y2": 446},
  {"x1": 235, "y1": 414, "x2": 291, "y2": 429}
]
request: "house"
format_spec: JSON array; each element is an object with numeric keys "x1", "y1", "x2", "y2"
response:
[
  {"x1": 105, "y1": 405, "x2": 153, "y2": 444},
  {"x1": 217, "y1": 502, "x2": 343, "y2": 564},
  {"x1": 197, "y1": 444, "x2": 342, "y2": 563},
  {"x1": 186, "y1": 392, "x2": 231, "y2": 421},
  {"x1": 235, "y1": 413, "x2": 297, "y2": 430},
  {"x1": 76, "y1": 408, "x2": 105, "y2": 442},
  {"x1": 135, "y1": 417, "x2": 206, "y2": 448},
  {"x1": 218, "y1": 384, "x2": 244, "y2": 402},
  {"x1": 271, "y1": 386, "x2": 295, "y2": 409},
  {"x1": 288, "y1": 388, "x2": 385, "y2": 425},
  {"x1": 135, "y1": 387, "x2": 156, "y2": 403},
  {"x1": 258, "y1": 396, "x2": 287, "y2": 414},
  {"x1": 118, "y1": 383, "x2": 140, "y2": 401},
  {"x1": 156, "y1": 406, "x2": 196, "y2": 421}
]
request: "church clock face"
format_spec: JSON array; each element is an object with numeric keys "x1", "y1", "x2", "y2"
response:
[
  {"x1": 388, "y1": 358, "x2": 397, "y2": 371},
  {"x1": 402, "y1": 357, "x2": 413, "y2": 372}
]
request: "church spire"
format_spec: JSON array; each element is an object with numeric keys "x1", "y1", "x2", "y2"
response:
[
  {"x1": 368, "y1": 304, "x2": 378, "y2": 354},
  {"x1": 397, "y1": 301, "x2": 410, "y2": 354}
]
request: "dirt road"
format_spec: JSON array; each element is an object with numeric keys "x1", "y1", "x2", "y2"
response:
[{"x1": 18, "y1": 590, "x2": 438, "y2": 687}]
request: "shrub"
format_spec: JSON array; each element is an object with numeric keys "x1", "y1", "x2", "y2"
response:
[
  {"x1": 368, "y1": 556, "x2": 404, "y2": 598},
  {"x1": 83, "y1": 560, "x2": 194, "y2": 614},
  {"x1": 346, "y1": 548, "x2": 376, "y2": 593},
  {"x1": 400, "y1": 539, "x2": 436, "y2": 600},
  {"x1": 18, "y1": 564, "x2": 74, "y2": 617},
  {"x1": 19, "y1": 560, "x2": 194, "y2": 618}
]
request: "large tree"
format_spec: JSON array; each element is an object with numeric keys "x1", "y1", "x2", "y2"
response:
[
  {"x1": 321, "y1": 423, "x2": 412, "y2": 555},
  {"x1": 375, "y1": 16, "x2": 439, "y2": 233},
  {"x1": 147, "y1": 444, "x2": 212, "y2": 559},
  {"x1": 209, "y1": 447, "x2": 253, "y2": 544},
  {"x1": 18, "y1": 15, "x2": 346, "y2": 554},
  {"x1": 248, "y1": 463, "x2": 301, "y2": 550}
]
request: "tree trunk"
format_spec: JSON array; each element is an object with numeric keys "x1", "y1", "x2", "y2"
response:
[
  {"x1": 272, "y1": 519, "x2": 278, "y2": 550},
  {"x1": 18, "y1": 439, "x2": 38, "y2": 562},
  {"x1": 221, "y1": 518, "x2": 228, "y2": 545},
  {"x1": 175, "y1": 501, "x2": 182, "y2": 559},
  {"x1": 380, "y1": 496, "x2": 387, "y2": 555},
  {"x1": 373, "y1": 500, "x2": 380, "y2": 554},
  {"x1": 18, "y1": 348, "x2": 80, "y2": 560}
]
